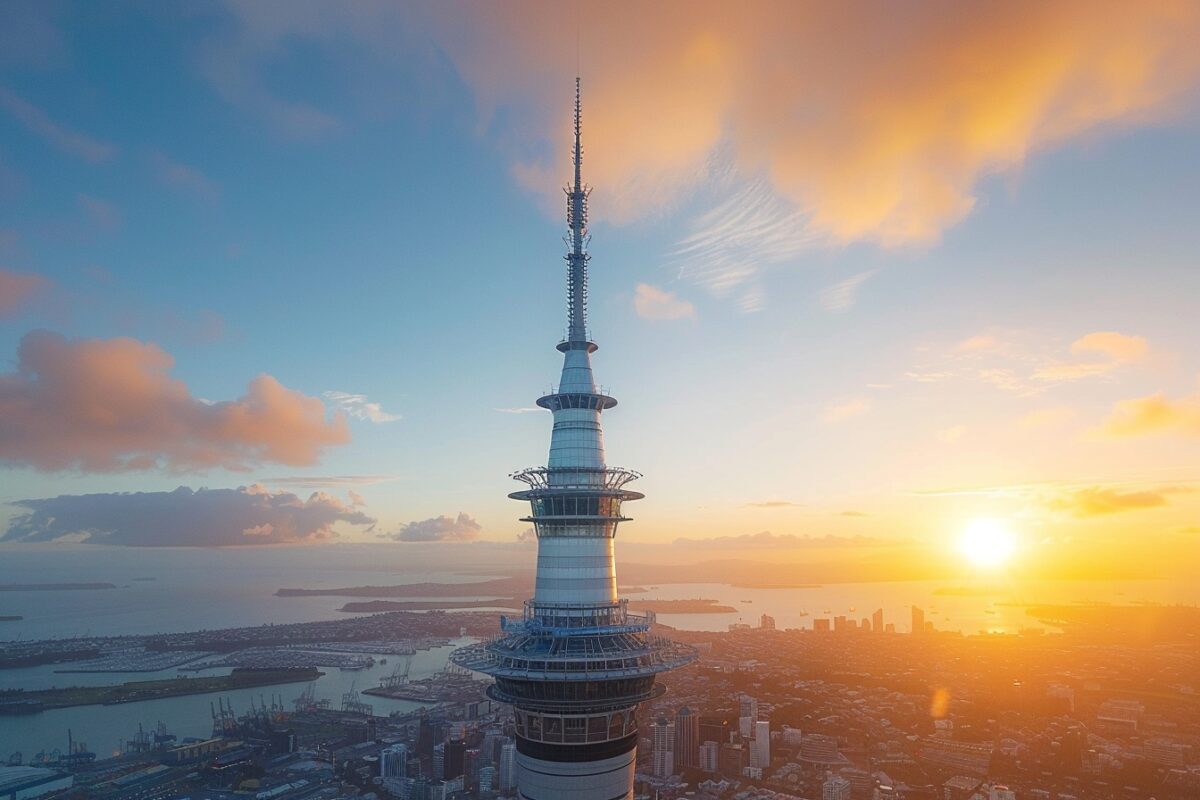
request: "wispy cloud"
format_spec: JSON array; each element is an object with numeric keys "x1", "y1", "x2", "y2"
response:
[
  {"x1": 671, "y1": 179, "x2": 820, "y2": 310},
  {"x1": 673, "y1": 531, "x2": 883, "y2": 549},
  {"x1": 0, "y1": 268, "x2": 50, "y2": 317},
  {"x1": 1097, "y1": 391, "x2": 1200, "y2": 439},
  {"x1": 633, "y1": 283, "x2": 696, "y2": 320},
  {"x1": 905, "y1": 329, "x2": 1151, "y2": 396},
  {"x1": 744, "y1": 500, "x2": 802, "y2": 509},
  {"x1": 823, "y1": 397, "x2": 870, "y2": 423},
  {"x1": 1043, "y1": 486, "x2": 1191, "y2": 517},
  {"x1": 149, "y1": 151, "x2": 219, "y2": 199},
  {"x1": 819, "y1": 270, "x2": 877, "y2": 312},
  {"x1": 495, "y1": 407, "x2": 541, "y2": 414},
  {"x1": 936, "y1": 424, "x2": 967, "y2": 443},
  {"x1": 78, "y1": 193, "x2": 121, "y2": 231},
  {"x1": 260, "y1": 475, "x2": 399, "y2": 488},
  {"x1": 0, "y1": 86, "x2": 116, "y2": 163},
  {"x1": 323, "y1": 391, "x2": 401, "y2": 423}
]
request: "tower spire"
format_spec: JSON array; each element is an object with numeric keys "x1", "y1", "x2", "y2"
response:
[{"x1": 565, "y1": 76, "x2": 590, "y2": 345}]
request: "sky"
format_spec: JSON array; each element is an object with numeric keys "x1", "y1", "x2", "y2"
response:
[{"x1": 1, "y1": 2, "x2": 1198, "y2": 580}]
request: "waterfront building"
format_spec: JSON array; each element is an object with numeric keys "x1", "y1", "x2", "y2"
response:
[
  {"x1": 674, "y1": 706, "x2": 700, "y2": 769},
  {"x1": 912, "y1": 606, "x2": 925, "y2": 634},
  {"x1": 872, "y1": 608, "x2": 884, "y2": 633},
  {"x1": 450, "y1": 78, "x2": 695, "y2": 800},
  {"x1": 814, "y1": 618, "x2": 831, "y2": 633},
  {"x1": 760, "y1": 613, "x2": 776, "y2": 630}
]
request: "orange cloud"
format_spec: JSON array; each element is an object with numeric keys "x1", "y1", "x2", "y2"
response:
[
  {"x1": 0, "y1": 267, "x2": 49, "y2": 317},
  {"x1": 633, "y1": 283, "x2": 696, "y2": 320},
  {"x1": 0, "y1": 330, "x2": 349, "y2": 471},
  {"x1": 823, "y1": 397, "x2": 870, "y2": 423},
  {"x1": 429, "y1": 1, "x2": 1200, "y2": 244},
  {"x1": 1098, "y1": 392, "x2": 1200, "y2": 438},
  {"x1": 1070, "y1": 331, "x2": 1149, "y2": 362},
  {"x1": 1043, "y1": 486, "x2": 1187, "y2": 517}
]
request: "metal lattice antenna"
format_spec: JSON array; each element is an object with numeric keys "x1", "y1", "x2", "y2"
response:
[{"x1": 565, "y1": 76, "x2": 591, "y2": 344}]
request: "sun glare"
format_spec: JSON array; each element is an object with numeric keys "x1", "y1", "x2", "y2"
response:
[{"x1": 958, "y1": 518, "x2": 1017, "y2": 568}]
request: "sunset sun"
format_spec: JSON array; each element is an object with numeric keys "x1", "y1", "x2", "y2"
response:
[{"x1": 958, "y1": 518, "x2": 1018, "y2": 569}]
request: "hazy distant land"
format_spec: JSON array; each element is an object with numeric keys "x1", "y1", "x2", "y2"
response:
[{"x1": 0, "y1": 583, "x2": 117, "y2": 591}]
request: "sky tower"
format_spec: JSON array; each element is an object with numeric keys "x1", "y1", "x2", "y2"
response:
[{"x1": 451, "y1": 79, "x2": 696, "y2": 800}]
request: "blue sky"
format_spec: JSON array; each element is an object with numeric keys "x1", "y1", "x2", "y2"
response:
[{"x1": 1, "y1": 3, "x2": 1198, "y2": 574}]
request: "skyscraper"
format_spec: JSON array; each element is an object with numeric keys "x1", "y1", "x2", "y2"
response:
[
  {"x1": 872, "y1": 608, "x2": 884, "y2": 634},
  {"x1": 651, "y1": 716, "x2": 676, "y2": 778},
  {"x1": 380, "y1": 743, "x2": 408, "y2": 778},
  {"x1": 699, "y1": 741, "x2": 720, "y2": 773},
  {"x1": 674, "y1": 706, "x2": 700, "y2": 770},
  {"x1": 912, "y1": 606, "x2": 925, "y2": 634},
  {"x1": 750, "y1": 720, "x2": 770, "y2": 769},
  {"x1": 498, "y1": 741, "x2": 516, "y2": 793},
  {"x1": 450, "y1": 79, "x2": 696, "y2": 800}
]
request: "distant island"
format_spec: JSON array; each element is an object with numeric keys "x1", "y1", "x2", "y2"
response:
[
  {"x1": 0, "y1": 616, "x2": 22, "y2": 622},
  {"x1": 729, "y1": 583, "x2": 822, "y2": 590},
  {"x1": 339, "y1": 599, "x2": 522, "y2": 613},
  {"x1": 626, "y1": 598, "x2": 737, "y2": 614},
  {"x1": 0, "y1": 667, "x2": 323, "y2": 712},
  {"x1": 933, "y1": 585, "x2": 1005, "y2": 596},
  {"x1": 277, "y1": 577, "x2": 527, "y2": 598},
  {"x1": 0, "y1": 583, "x2": 117, "y2": 592}
]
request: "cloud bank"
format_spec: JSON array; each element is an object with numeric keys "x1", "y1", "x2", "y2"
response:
[
  {"x1": 673, "y1": 531, "x2": 882, "y2": 549},
  {"x1": 428, "y1": 1, "x2": 1200, "y2": 246},
  {"x1": 0, "y1": 330, "x2": 349, "y2": 471},
  {"x1": 390, "y1": 512, "x2": 482, "y2": 542},
  {"x1": 1043, "y1": 486, "x2": 1190, "y2": 517},
  {"x1": 0, "y1": 268, "x2": 49, "y2": 317},
  {"x1": 2, "y1": 485, "x2": 375, "y2": 546}
]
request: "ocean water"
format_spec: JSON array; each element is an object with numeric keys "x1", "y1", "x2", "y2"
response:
[{"x1": 1, "y1": 545, "x2": 1194, "y2": 758}]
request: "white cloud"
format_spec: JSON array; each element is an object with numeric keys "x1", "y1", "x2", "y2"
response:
[
  {"x1": 823, "y1": 397, "x2": 870, "y2": 423},
  {"x1": 390, "y1": 512, "x2": 482, "y2": 542},
  {"x1": 819, "y1": 270, "x2": 877, "y2": 312},
  {"x1": 633, "y1": 283, "x2": 696, "y2": 320},
  {"x1": 323, "y1": 390, "x2": 401, "y2": 423}
]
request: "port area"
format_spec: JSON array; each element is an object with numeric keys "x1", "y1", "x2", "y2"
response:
[
  {"x1": 0, "y1": 667, "x2": 323, "y2": 712},
  {"x1": 362, "y1": 664, "x2": 487, "y2": 704}
]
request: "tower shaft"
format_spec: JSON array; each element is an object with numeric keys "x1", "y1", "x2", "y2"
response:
[{"x1": 452, "y1": 79, "x2": 694, "y2": 800}]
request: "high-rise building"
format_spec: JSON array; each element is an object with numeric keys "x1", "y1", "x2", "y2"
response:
[
  {"x1": 432, "y1": 743, "x2": 445, "y2": 781},
  {"x1": 834, "y1": 615, "x2": 848, "y2": 632},
  {"x1": 479, "y1": 766, "x2": 496, "y2": 796},
  {"x1": 699, "y1": 741, "x2": 720, "y2": 773},
  {"x1": 498, "y1": 741, "x2": 516, "y2": 792},
  {"x1": 813, "y1": 618, "x2": 831, "y2": 633},
  {"x1": 823, "y1": 774, "x2": 852, "y2": 800},
  {"x1": 674, "y1": 706, "x2": 700, "y2": 770},
  {"x1": 718, "y1": 742, "x2": 747, "y2": 778},
  {"x1": 444, "y1": 739, "x2": 466, "y2": 781},
  {"x1": 872, "y1": 608, "x2": 884, "y2": 633},
  {"x1": 651, "y1": 716, "x2": 675, "y2": 778},
  {"x1": 740, "y1": 695, "x2": 758, "y2": 721},
  {"x1": 760, "y1": 613, "x2": 776, "y2": 630},
  {"x1": 750, "y1": 720, "x2": 770, "y2": 769},
  {"x1": 911, "y1": 606, "x2": 925, "y2": 634},
  {"x1": 449, "y1": 79, "x2": 696, "y2": 800},
  {"x1": 699, "y1": 716, "x2": 732, "y2": 746},
  {"x1": 381, "y1": 744, "x2": 408, "y2": 778}
]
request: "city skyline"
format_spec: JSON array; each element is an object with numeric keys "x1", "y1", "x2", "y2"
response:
[{"x1": 1, "y1": 3, "x2": 1199, "y2": 584}]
